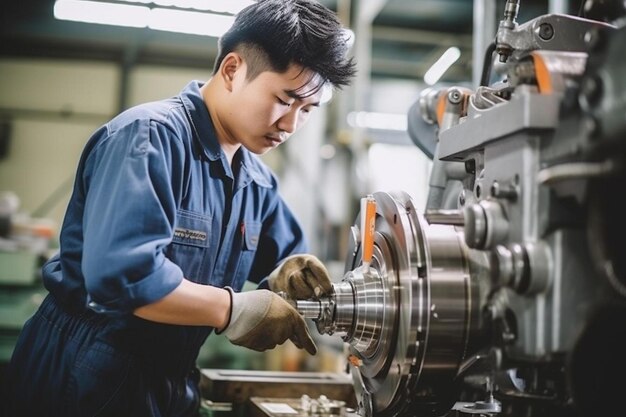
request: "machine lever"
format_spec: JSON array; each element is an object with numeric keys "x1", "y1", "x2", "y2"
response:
[{"x1": 360, "y1": 195, "x2": 376, "y2": 271}]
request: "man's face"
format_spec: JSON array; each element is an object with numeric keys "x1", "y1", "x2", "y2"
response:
[{"x1": 225, "y1": 63, "x2": 324, "y2": 154}]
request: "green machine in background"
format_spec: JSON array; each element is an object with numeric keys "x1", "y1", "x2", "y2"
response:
[
  {"x1": 0, "y1": 191, "x2": 52, "y2": 381},
  {"x1": 0, "y1": 252, "x2": 48, "y2": 359},
  {"x1": 0, "y1": 254, "x2": 47, "y2": 358}
]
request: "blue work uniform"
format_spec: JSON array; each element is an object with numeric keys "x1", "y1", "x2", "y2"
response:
[{"x1": 2, "y1": 81, "x2": 308, "y2": 417}]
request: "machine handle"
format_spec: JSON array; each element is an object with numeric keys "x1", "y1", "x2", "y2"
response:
[{"x1": 360, "y1": 194, "x2": 377, "y2": 271}]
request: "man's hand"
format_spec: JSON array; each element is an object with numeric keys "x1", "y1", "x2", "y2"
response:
[
  {"x1": 220, "y1": 288, "x2": 317, "y2": 354},
  {"x1": 268, "y1": 254, "x2": 332, "y2": 299}
]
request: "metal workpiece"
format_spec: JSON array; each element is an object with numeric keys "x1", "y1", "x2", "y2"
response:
[
  {"x1": 291, "y1": 286, "x2": 356, "y2": 339},
  {"x1": 299, "y1": 266, "x2": 389, "y2": 358},
  {"x1": 344, "y1": 267, "x2": 388, "y2": 357},
  {"x1": 294, "y1": 299, "x2": 325, "y2": 320}
]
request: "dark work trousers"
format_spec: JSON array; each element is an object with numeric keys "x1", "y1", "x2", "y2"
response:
[{"x1": 1, "y1": 295, "x2": 202, "y2": 417}]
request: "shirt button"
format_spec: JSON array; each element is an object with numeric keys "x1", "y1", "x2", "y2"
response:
[{"x1": 87, "y1": 301, "x2": 105, "y2": 312}]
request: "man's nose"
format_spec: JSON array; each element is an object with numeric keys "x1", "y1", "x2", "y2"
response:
[{"x1": 277, "y1": 109, "x2": 298, "y2": 134}]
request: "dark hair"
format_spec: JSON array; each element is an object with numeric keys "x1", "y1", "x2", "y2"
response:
[{"x1": 214, "y1": 0, "x2": 356, "y2": 96}]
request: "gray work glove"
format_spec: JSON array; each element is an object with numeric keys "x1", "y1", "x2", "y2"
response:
[
  {"x1": 268, "y1": 254, "x2": 332, "y2": 300},
  {"x1": 221, "y1": 288, "x2": 317, "y2": 355}
]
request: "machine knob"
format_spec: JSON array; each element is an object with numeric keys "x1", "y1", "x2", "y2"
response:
[
  {"x1": 491, "y1": 241, "x2": 551, "y2": 295},
  {"x1": 463, "y1": 200, "x2": 509, "y2": 250}
]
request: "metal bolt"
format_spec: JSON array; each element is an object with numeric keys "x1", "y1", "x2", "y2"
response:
[
  {"x1": 448, "y1": 88, "x2": 463, "y2": 104},
  {"x1": 537, "y1": 23, "x2": 554, "y2": 41},
  {"x1": 491, "y1": 181, "x2": 518, "y2": 201}
]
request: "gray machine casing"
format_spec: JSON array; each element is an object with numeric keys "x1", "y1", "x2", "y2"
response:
[{"x1": 303, "y1": 5, "x2": 626, "y2": 417}]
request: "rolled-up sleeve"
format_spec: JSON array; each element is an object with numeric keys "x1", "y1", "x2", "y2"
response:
[{"x1": 81, "y1": 119, "x2": 184, "y2": 315}]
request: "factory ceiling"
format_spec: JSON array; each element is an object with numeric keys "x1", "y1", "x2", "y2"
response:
[{"x1": 0, "y1": 0, "x2": 560, "y2": 84}]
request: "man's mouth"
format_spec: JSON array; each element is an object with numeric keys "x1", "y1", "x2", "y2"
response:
[{"x1": 265, "y1": 135, "x2": 284, "y2": 144}]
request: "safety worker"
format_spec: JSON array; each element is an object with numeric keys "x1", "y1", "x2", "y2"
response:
[{"x1": 1, "y1": 0, "x2": 355, "y2": 415}]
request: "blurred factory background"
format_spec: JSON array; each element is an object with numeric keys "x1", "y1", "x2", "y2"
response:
[{"x1": 0, "y1": 0, "x2": 579, "y2": 381}]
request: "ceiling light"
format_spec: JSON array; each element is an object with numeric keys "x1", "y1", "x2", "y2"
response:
[
  {"x1": 120, "y1": 0, "x2": 254, "y2": 14},
  {"x1": 54, "y1": 0, "x2": 149, "y2": 28},
  {"x1": 423, "y1": 46, "x2": 461, "y2": 85},
  {"x1": 149, "y1": 8, "x2": 234, "y2": 37},
  {"x1": 53, "y1": 0, "x2": 246, "y2": 37}
]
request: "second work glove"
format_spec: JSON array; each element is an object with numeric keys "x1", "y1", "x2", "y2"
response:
[
  {"x1": 221, "y1": 288, "x2": 317, "y2": 355},
  {"x1": 268, "y1": 254, "x2": 333, "y2": 300}
]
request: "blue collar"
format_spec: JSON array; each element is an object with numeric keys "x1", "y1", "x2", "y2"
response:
[
  {"x1": 179, "y1": 80, "x2": 271, "y2": 189},
  {"x1": 179, "y1": 80, "x2": 222, "y2": 162}
]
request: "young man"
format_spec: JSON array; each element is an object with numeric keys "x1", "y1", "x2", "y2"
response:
[{"x1": 2, "y1": 0, "x2": 356, "y2": 415}]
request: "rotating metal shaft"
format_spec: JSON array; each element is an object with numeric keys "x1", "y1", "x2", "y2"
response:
[{"x1": 295, "y1": 266, "x2": 387, "y2": 358}]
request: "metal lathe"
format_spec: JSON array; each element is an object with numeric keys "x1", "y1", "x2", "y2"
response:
[{"x1": 289, "y1": 1, "x2": 626, "y2": 416}]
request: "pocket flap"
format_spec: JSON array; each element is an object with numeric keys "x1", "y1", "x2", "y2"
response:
[{"x1": 172, "y1": 210, "x2": 211, "y2": 248}]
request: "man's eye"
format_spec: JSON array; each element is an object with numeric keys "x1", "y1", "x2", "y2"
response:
[{"x1": 277, "y1": 98, "x2": 291, "y2": 106}]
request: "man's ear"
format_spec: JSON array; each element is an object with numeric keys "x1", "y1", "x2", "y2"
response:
[{"x1": 220, "y1": 52, "x2": 244, "y2": 92}]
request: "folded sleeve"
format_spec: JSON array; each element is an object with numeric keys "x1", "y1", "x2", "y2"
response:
[{"x1": 81, "y1": 119, "x2": 185, "y2": 316}]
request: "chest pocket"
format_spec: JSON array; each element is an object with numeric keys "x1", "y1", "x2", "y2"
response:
[
  {"x1": 165, "y1": 210, "x2": 212, "y2": 283},
  {"x1": 232, "y1": 221, "x2": 261, "y2": 290}
]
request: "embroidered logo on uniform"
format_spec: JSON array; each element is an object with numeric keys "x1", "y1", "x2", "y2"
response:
[{"x1": 174, "y1": 228, "x2": 207, "y2": 241}]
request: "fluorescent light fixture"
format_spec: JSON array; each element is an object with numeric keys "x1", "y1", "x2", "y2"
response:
[
  {"x1": 149, "y1": 8, "x2": 234, "y2": 37},
  {"x1": 54, "y1": 0, "x2": 149, "y2": 28},
  {"x1": 423, "y1": 46, "x2": 461, "y2": 85},
  {"x1": 347, "y1": 111, "x2": 408, "y2": 131},
  {"x1": 120, "y1": 0, "x2": 254, "y2": 14},
  {"x1": 54, "y1": 0, "x2": 244, "y2": 37}
]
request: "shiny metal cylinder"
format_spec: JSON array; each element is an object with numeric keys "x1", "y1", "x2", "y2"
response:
[
  {"x1": 295, "y1": 299, "x2": 323, "y2": 320},
  {"x1": 333, "y1": 281, "x2": 356, "y2": 337},
  {"x1": 345, "y1": 267, "x2": 385, "y2": 357},
  {"x1": 425, "y1": 209, "x2": 465, "y2": 225}
]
